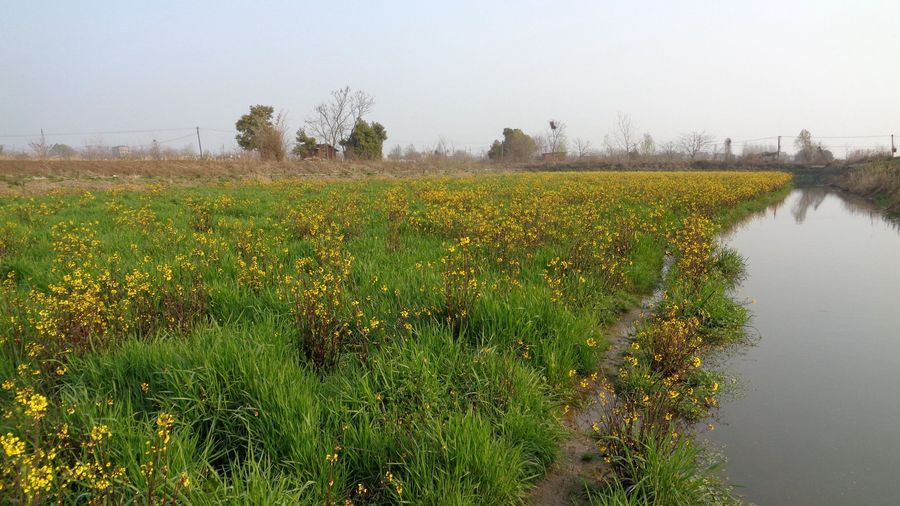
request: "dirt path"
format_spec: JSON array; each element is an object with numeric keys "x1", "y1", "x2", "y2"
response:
[{"x1": 530, "y1": 264, "x2": 668, "y2": 505}]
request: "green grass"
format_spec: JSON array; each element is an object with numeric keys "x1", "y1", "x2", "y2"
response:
[{"x1": 0, "y1": 172, "x2": 791, "y2": 503}]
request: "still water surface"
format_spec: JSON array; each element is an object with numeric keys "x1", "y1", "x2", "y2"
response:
[{"x1": 707, "y1": 187, "x2": 900, "y2": 505}]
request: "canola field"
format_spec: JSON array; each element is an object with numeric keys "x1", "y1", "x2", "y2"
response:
[{"x1": 0, "y1": 172, "x2": 790, "y2": 504}]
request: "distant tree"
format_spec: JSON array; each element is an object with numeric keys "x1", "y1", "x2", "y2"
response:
[
  {"x1": 639, "y1": 133, "x2": 656, "y2": 158},
  {"x1": 49, "y1": 143, "x2": 76, "y2": 159},
  {"x1": 547, "y1": 120, "x2": 567, "y2": 154},
  {"x1": 488, "y1": 128, "x2": 536, "y2": 162},
  {"x1": 794, "y1": 129, "x2": 815, "y2": 163},
  {"x1": 0, "y1": 145, "x2": 4, "y2": 156},
  {"x1": 531, "y1": 134, "x2": 548, "y2": 156},
  {"x1": 815, "y1": 144, "x2": 834, "y2": 164},
  {"x1": 341, "y1": 119, "x2": 387, "y2": 160},
  {"x1": 660, "y1": 141, "x2": 680, "y2": 161},
  {"x1": 259, "y1": 112, "x2": 289, "y2": 161},
  {"x1": 29, "y1": 131, "x2": 50, "y2": 159},
  {"x1": 679, "y1": 131, "x2": 714, "y2": 160},
  {"x1": 306, "y1": 86, "x2": 375, "y2": 155},
  {"x1": 432, "y1": 137, "x2": 451, "y2": 158},
  {"x1": 235, "y1": 105, "x2": 275, "y2": 152},
  {"x1": 403, "y1": 144, "x2": 421, "y2": 161},
  {"x1": 387, "y1": 144, "x2": 403, "y2": 161},
  {"x1": 293, "y1": 129, "x2": 318, "y2": 158},
  {"x1": 610, "y1": 112, "x2": 637, "y2": 154},
  {"x1": 723, "y1": 138, "x2": 733, "y2": 163},
  {"x1": 572, "y1": 138, "x2": 592, "y2": 158},
  {"x1": 82, "y1": 137, "x2": 109, "y2": 160}
]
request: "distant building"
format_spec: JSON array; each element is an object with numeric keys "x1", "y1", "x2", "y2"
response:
[
  {"x1": 112, "y1": 145, "x2": 131, "y2": 158},
  {"x1": 310, "y1": 144, "x2": 338, "y2": 160}
]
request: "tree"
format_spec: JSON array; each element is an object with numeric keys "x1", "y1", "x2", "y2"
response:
[
  {"x1": 660, "y1": 141, "x2": 680, "y2": 161},
  {"x1": 639, "y1": 133, "x2": 656, "y2": 158},
  {"x1": 235, "y1": 105, "x2": 275, "y2": 152},
  {"x1": 341, "y1": 119, "x2": 387, "y2": 160},
  {"x1": 794, "y1": 129, "x2": 815, "y2": 163},
  {"x1": 572, "y1": 138, "x2": 592, "y2": 159},
  {"x1": 387, "y1": 144, "x2": 403, "y2": 161},
  {"x1": 258, "y1": 112, "x2": 289, "y2": 161},
  {"x1": 49, "y1": 143, "x2": 76, "y2": 159},
  {"x1": 547, "y1": 120, "x2": 567, "y2": 154},
  {"x1": 305, "y1": 86, "x2": 375, "y2": 155},
  {"x1": 29, "y1": 131, "x2": 50, "y2": 159},
  {"x1": 293, "y1": 129, "x2": 318, "y2": 158},
  {"x1": 403, "y1": 144, "x2": 421, "y2": 161},
  {"x1": 488, "y1": 128, "x2": 536, "y2": 162},
  {"x1": 610, "y1": 112, "x2": 637, "y2": 154},
  {"x1": 723, "y1": 138, "x2": 733, "y2": 163},
  {"x1": 679, "y1": 131, "x2": 714, "y2": 160}
]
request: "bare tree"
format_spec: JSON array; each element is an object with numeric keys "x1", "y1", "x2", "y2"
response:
[
  {"x1": 350, "y1": 89, "x2": 375, "y2": 122},
  {"x1": 432, "y1": 136, "x2": 451, "y2": 158},
  {"x1": 610, "y1": 112, "x2": 637, "y2": 154},
  {"x1": 659, "y1": 141, "x2": 680, "y2": 161},
  {"x1": 82, "y1": 136, "x2": 109, "y2": 160},
  {"x1": 403, "y1": 144, "x2": 421, "y2": 161},
  {"x1": 547, "y1": 120, "x2": 567, "y2": 154},
  {"x1": 572, "y1": 138, "x2": 592, "y2": 159},
  {"x1": 532, "y1": 134, "x2": 548, "y2": 155},
  {"x1": 29, "y1": 130, "x2": 50, "y2": 159},
  {"x1": 387, "y1": 144, "x2": 403, "y2": 161},
  {"x1": 305, "y1": 86, "x2": 375, "y2": 153},
  {"x1": 678, "y1": 131, "x2": 714, "y2": 160}
]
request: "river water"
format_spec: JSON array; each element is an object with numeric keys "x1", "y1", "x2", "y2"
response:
[{"x1": 705, "y1": 187, "x2": 900, "y2": 505}]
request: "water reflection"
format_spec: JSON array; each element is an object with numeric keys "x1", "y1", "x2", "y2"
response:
[
  {"x1": 708, "y1": 187, "x2": 900, "y2": 505},
  {"x1": 790, "y1": 187, "x2": 827, "y2": 223}
]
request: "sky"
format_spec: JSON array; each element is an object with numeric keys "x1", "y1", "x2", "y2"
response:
[{"x1": 2, "y1": 0, "x2": 899, "y2": 156}]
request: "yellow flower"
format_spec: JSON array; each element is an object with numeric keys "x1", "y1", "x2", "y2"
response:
[
  {"x1": 90, "y1": 424, "x2": 111, "y2": 442},
  {"x1": 1, "y1": 432, "x2": 25, "y2": 457}
]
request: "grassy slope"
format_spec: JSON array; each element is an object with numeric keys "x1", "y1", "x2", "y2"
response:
[{"x1": 835, "y1": 158, "x2": 900, "y2": 214}]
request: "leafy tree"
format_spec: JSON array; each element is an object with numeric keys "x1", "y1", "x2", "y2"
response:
[
  {"x1": 235, "y1": 105, "x2": 275, "y2": 152},
  {"x1": 341, "y1": 119, "x2": 387, "y2": 160},
  {"x1": 293, "y1": 129, "x2": 318, "y2": 158},
  {"x1": 794, "y1": 129, "x2": 815, "y2": 163},
  {"x1": 487, "y1": 128, "x2": 536, "y2": 162},
  {"x1": 49, "y1": 143, "x2": 76, "y2": 159}
]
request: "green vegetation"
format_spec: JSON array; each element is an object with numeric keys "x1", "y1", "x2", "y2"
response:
[
  {"x1": 488, "y1": 128, "x2": 537, "y2": 162},
  {"x1": 837, "y1": 158, "x2": 900, "y2": 214},
  {"x1": 0, "y1": 172, "x2": 790, "y2": 503},
  {"x1": 342, "y1": 120, "x2": 388, "y2": 160}
]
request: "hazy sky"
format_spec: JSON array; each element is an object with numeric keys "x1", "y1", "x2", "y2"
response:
[{"x1": 2, "y1": 0, "x2": 898, "y2": 155}]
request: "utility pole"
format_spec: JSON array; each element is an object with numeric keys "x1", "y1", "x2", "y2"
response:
[
  {"x1": 196, "y1": 127, "x2": 203, "y2": 159},
  {"x1": 776, "y1": 136, "x2": 781, "y2": 160}
]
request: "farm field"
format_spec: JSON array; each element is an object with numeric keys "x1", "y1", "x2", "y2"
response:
[{"x1": 0, "y1": 171, "x2": 790, "y2": 504}]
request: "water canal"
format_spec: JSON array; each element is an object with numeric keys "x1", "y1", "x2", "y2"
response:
[{"x1": 709, "y1": 187, "x2": 900, "y2": 505}]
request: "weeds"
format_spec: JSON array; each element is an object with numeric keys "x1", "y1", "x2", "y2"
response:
[{"x1": 0, "y1": 171, "x2": 790, "y2": 503}]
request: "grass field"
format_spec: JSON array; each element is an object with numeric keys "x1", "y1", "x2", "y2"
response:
[{"x1": 0, "y1": 171, "x2": 790, "y2": 504}]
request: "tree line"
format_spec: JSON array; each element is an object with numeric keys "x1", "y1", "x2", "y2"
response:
[{"x1": 235, "y1": 86, "x2": 387, "y2": 162}]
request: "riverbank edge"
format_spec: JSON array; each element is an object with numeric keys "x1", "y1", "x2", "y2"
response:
[
  {"x1": 829, "y1": 159, "x2": 900, "y2": 216},
  {"x1": 530, "y1": 180, "x2": 794, "y2": 506}
]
